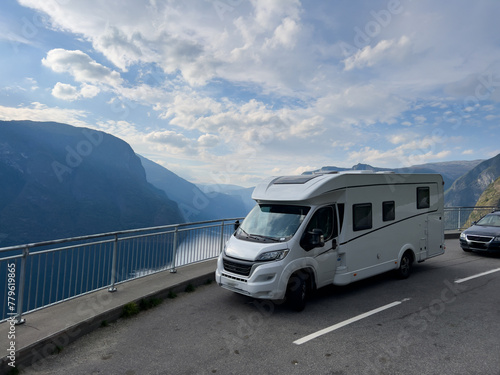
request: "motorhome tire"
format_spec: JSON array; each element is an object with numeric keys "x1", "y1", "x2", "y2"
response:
[
  {"x1": 396, "y1": 251, "x2": 413, "y2": 279},
  {"x1": 286, "y1": 273, "x2": 307, "y2": 312}
]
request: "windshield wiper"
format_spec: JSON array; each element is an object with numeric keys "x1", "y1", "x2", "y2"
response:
[
  {"x1": 249, "y1": 234, "x2": 281, "y2": 242},
  {"x1": 239, "y1": 227, "x2": 263, "y2": 241},
  {"x1": 238, "y1": 228, "x2": 281, "y2": 242}
]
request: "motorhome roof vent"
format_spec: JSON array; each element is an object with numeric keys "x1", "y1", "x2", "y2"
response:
[{"x1": 273, "y1": 175, "x2": 320, "y2": 185}]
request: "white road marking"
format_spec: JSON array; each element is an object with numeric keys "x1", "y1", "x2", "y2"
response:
[
  {"x1": 293, "y1": 299, "x2": 410, "y2": 345},
  {"x1": 454, "y1": 268, "x2": 500, "y2": 284}
]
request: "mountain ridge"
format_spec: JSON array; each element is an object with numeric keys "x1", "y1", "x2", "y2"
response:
[
  {"x1": 444, "y1": 153, "x2": 500, "y2": 207},
  {"x1": 0, "y1": 120, "x2": 183, "y2": 247}
]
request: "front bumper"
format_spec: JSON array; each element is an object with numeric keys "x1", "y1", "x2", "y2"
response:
[
  {"x1": 460, "y1": 237, "x2": 500, "y2": 253},
  {"x1": 215, "y1": 255, "x2": 287, "y2": 300}
]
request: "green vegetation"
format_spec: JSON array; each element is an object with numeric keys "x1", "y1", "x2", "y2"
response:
[
  {"x1": 167, "y1": 290, "x2": 177, "y2": 299},
  {"x1": 185, "y1": 283, "x2": 196, "y2": 293},
  {"x1": 139, "y1": 297, "x2": 162, "y2": 310},
  {"x1": 122, "y1": 302, "x2": 140, "y2": 318}
]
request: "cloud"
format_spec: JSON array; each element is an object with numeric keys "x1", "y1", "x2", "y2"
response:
[
  {"x1": 198, "y1": 134, "x2": 219, "y2": 148},
  {"x1": 264, "y1": 17, "x2": 301, "y2": 49},
  {"x1": 343, "y1": 36, "x2": 411, "y2": 71},
  {"x1": 145, "y1": 130, "x2": 191, "y2": 148},
  {"x1": 42, "y1": 49, "x2": 123, "y2": 87},
  {"x1": 0, "y1": 102, "x2": 89, "y2": 127},
  {"x1": 52, "y1": 82, "x2": 101, "y2": 101},
  {"x1": 348, "y1": 146, "x2": 451, "y2": 168},
  {"x1": 314, "y1": 84, "x2": 408, "y2": 126},
  {"x1": 51, "y1": 82, "x2": 79, "y2": 101}
]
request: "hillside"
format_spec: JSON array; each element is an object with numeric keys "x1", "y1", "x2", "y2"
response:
[
  {"x1": 0, "y1": 120, "x2": 183, "y2": 247},
  {"x1": 444, "y1": 153, "x2": 500, "y2": 207},
  {"x1": 463, "y1": 176, "x2": 500, "y2": 225},
  {"x1": 305, "y1": 160, "x2": 482, "y2": 195},
  {"x1": 138, "y1": 156, "x2": 252, "y2": 222}
]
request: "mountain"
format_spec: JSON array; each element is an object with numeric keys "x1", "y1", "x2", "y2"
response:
[
  {"x1": 304, "y1": 160, "x2": 482, "y2": 191},
  {"x1": 398, "y1": 160, "x2": 483, "y2": 189},
  {"x1": 474, "y1": 176, "x2": 500, "y2": 208},
  {"x1": 463, "y1": 176, "x2": 500, "y2": 225},
  {"x1": 444, "y1": 153, "x2": 500, "y2": 207},
  {"x1": 138, "y1": 156, "x2": 252, "y2": 222},
  {"x1": 0, "y1": 120, "x2": 183, "y2": 247},
  {"x1": 195, "y1": 183, "x2": 255, "y2": 213}
]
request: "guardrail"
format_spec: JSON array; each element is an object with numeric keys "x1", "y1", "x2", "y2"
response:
[
  {"x1": 2, "y1": 206, "x2": 498, "y2": 324},
  {"x1": 0, "y1": 218, "x2": 242, "y2": 323},
  {"x1": 443, "y1": 206, "x2": 499, "y2": 230}
]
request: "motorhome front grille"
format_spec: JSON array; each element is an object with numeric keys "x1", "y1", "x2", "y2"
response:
[
  {"x1": 222, "y1": 273, "x2": 248, "y2": 283},
  {"x1": 466, "y1": 235, "x2": 493, "y2": 243},
  {"x1": 223, "y1": 259, "x2": 252, "y2": 276}
]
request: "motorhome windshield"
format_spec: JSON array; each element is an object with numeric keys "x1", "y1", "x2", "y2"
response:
[{"x1": 237, "y1": 204, "x2": 310, "y2": 242}]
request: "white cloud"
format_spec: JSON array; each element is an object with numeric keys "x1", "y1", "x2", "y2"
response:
[
  {"x1": 0, "y1": 102, "x2": 89, "y2": 127},
  {"x1": 145, "y1": 130, "x2": 191, "y2": 148},
  {"x1": 292, "y1": 166, "x2": 318, "y2": 175},
  {"x1": 7, "y1": 1, "x2": 500, "y2": 186},
  {"x1": 42, "y1": 49, "x2": 123, "y2": 87},
  {"x1": 52, "y1": 82, "x2": 79, "y2": 101},
  {"x1": 343, "y1": 36, "x2": 410, "y2": 71},
  {"x1": 314, "y1": 84, "x2": 408, "y2": 126},
  {"x1": 348, "y1": 146, "x2": 451, "y2": 168},
  {"x1": 198, "y1": 134, "x2": 219, "y2": 148},
  {"x1": 264, "y1": 17, "x2": 301, "y2": 49},
  {"x1": 51, "y1": 82, "x2": 100, "y2": 101}
]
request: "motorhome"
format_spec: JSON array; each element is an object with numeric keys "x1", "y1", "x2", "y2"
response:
[{"x1": 215, "y1": 171, "x2": 445, "y2": 311}]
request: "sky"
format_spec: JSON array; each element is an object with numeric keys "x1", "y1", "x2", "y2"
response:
[{"x1": 0, "y1": 0, "x2": 499, "y2": 187}]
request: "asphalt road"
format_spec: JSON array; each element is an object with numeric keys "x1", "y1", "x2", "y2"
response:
[{"x1": 22, "y1": 240, "x2": 500, "y2": 375}]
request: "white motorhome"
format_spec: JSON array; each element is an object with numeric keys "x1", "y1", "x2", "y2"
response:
[{"x1": 215, "y1": 171, "x2": 445, "y2": 311}]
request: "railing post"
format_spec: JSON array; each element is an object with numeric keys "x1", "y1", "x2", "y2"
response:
[
  {"x1": 219, "y1": 220, "x2": 225, "y2": 253},
  {"x1": 458, "y1": 208, "x2": 461, "y2": 230},
  {"x1": 108, "y1": 234, "x2": 118, "y2": 292},
  {"x1": 14, "y1": 246, "x2": 28, "y2": 325},
  {"x1": 170, "y1": 226, "x2": 178, "y2": 273}
]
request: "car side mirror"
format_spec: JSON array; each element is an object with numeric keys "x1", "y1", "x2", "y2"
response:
[
  {"x1": 234, "y1": 220, "x2": 240, "y2": 232},
  {"x1": 310, "y1": 228, "x2": 325, "y2": 248}
]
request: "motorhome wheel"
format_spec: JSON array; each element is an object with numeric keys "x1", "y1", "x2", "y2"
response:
[
  {"x1": 286, "y1": 274, "x2": 307, "y2": 312},
  {"x1": 396, "y1": 251, "x2": 413, "y2": 279}
]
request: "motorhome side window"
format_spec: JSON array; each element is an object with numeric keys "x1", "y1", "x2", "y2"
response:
[
  {"x1": 383, "y1": 201, "x2": 395, "y2": 221},
  {"x1": 417, "y1": 187, "x2": 430, "y2": 209},
  {"x1": 304, "y1": 206, "x2": 335, "y2": 240},
  {"x1": 353, "y1": 203, "x2": 372, "y2": 231}
]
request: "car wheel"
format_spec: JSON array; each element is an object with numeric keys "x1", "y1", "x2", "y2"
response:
[
  {"x1": 396, "y1": 251, "x2": 413, "y2": 279},
  {"x1": 286, "y1": 273, "x2": 307, "y2": 312}
]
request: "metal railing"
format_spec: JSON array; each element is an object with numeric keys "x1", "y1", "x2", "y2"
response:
[
  {"x1": 2, "y1": 206, "x2": 498, "y2": 323},
  {"x1": 0, "y1": 218, "x2": 242, "y2": 323},
  {"x1": 444, "y1": 206, "x2": 499, "y2": 231}
]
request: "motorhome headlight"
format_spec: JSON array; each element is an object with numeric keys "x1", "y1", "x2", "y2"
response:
[
  {"x1": 460, "y1": 232, "x2": 466, "y2": 240},
  {"x1": 494, "y1": 236, "x2": 500, "y2": 242},
  {"x1": 256, "y1": 249, "x2": 289, "y2": 261}
]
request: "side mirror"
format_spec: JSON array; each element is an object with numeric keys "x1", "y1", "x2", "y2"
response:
[
  {"x1": 310, "y1": 228, "x2": 325, "y2": 248},
  {"x1": 301, "y1": 228, "x2": 324, "y2": 251},
  {"x1": 234, "y1": 220, "x2": 240, "y2": 232}
]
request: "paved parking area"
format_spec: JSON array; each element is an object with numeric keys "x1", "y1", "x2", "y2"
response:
[{"x1": 17, "y1": 239, "x2": 500, "y2": 375}]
